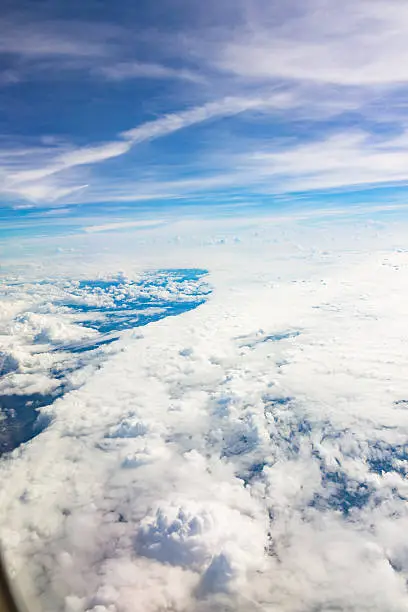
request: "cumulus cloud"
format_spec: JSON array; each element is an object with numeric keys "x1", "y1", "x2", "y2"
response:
[
  {"x1": 1, "y1": 218, "x2": 408, "y2": 611},
  {"x1": 0, "y1": 268, "x2": 209, "y2": 450}
]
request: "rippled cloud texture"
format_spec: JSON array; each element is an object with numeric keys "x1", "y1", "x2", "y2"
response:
[{"x1": 2, "y1": 216, "x2": 408, "y2": 611}]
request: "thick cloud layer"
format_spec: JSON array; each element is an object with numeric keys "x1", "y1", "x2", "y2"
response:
[
  {"x1": 0, "y1": 270, "x2": 209, "y2": 452},
  {"x1": 1, "y1": 219, "x2": 408, "y2": 611}
]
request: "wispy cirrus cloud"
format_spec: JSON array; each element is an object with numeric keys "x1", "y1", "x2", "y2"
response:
[
  {"x1": 96, "y1": 61, "x2": 206, "y2": 84},
  {"x1": 200, "y1": 0, "x2": 408, "y2": 86},
  {"x1": 4, "y1": 1, "x2": 408, "y2": 210},
  {"x1": 6, "y1": 122, "x2": 408, "y2": 206},
  {"x1": 57, "y1": 126, "x2": 408, "y2": 207},
  {"x1": 83, "y1": 219, "x2": 165, "y2": 233},
  {"x1": 1, "y1": 93, "x2": 292, "y2": 203},
  {"x1": 244, "y1": 130, "x2": 408, "y2": 193},
  {"x1": 0, "y1": 17, "x2": 204, "y2": 86},
  {"x1": 0, "y1": 18, "x2": 114, "y2": 58}
]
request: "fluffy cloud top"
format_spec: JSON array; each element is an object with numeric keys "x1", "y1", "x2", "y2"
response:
[{"x1": 1, "y1": 217, "x2": 408, "y2": 611}]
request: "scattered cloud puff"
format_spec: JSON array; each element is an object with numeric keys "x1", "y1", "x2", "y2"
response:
[{"x1": 1, "y1": 219, "x2": 408, "y2": 611}]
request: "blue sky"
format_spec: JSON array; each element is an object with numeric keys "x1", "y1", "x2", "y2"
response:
[{"x1": 3, "y1": 0, "x2": 408, "y2": 234}]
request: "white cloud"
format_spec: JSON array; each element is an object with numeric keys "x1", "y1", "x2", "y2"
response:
[
  {"x1": 0, "y1": 18, "x2": 207, "y2": 90},
  {"x1": 9, "y1": 142, "x2": 131, "y2": 185},
  {"x1": 0, "y1": 19, "x2": 114, "y2": 58},
  {"x1": 48, "y1": 128, "x2": 408, "y2": 206},
  {"x1": 83, "y1": 220, "x2": 165, "y2": 233},
  {"x1": 10, "y1": 182, "x2": 89, "y2": 203},
  {"x1": 2, "y1": 218, "x2": 408, "y2": 611},
  {"x1": 1, "y1": 93, "x2": 291, "y2": 203},
  {"x1": 4, "y1": 2, "x2": 408, "y2": 208},
  {"x1": 120, "y1": 95, "x2": 289, "y2": 142},
  {"x1": 97, "y1": 62, "x2": 205, "y2": 84},
  {"x1": 206, "y1": 0, "x2": 408, "y2": 86},
  {"x1": 243, "y1": 130, "x2": 408, "y2": 192},
  {"x1": 4, "y1": 97, "x2": 408, "y2": 206}
]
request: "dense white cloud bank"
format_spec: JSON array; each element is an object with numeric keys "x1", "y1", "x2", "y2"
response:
[
  {"x1": 0, "y1": 270, "x2": 209, "y2": 451},
  {"x1": 1, "y1": 217, "x2": 408, "y2": 611}
]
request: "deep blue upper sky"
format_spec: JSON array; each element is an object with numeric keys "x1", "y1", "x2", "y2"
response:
[{"x1": 2, "y1": 0, "x2": 408, "y2": 230}]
